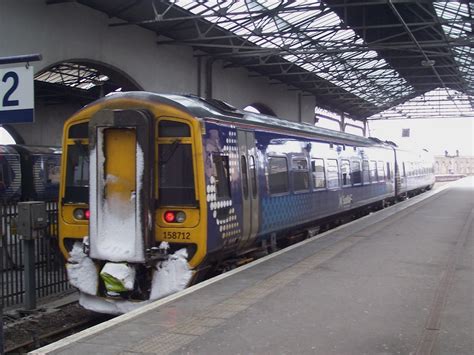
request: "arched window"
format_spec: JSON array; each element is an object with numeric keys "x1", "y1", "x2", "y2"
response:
[
  {"x1": 243, "y1": 103, "x2": 276, "y2": 116},
  {"x1": 0, "y1": 128, "x2": 16, "y2": 144}
]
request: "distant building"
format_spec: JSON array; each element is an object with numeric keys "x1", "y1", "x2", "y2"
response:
[{"x1": 435, "y1": 155, "x2": 474, "y2": 176}]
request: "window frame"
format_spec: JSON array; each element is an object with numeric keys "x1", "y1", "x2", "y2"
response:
[
  {"x1": 311, "y1": 158, "x2": 326, "y2": 190},
  {"x1": 156, "y1": 118, "x2": 198, "y2": 205},
  {"x1": 377, "y1": 160, "x2": 385, "y2": 182},
  {"x1": 340, "y1": 159, "x2": 351, "y2": 187},
  {"x1": 212, "y1": 153, "x2": 231, "y2": 201},
  {"x1": 351, "y1": 159, "x2": 362, "y2": 185},
  {"x1": 249, "y1": 155, "x2": 257, "y2": 199},
  {"x1": 241, "y1": 155, "x2": 249, "y2": 199},
  {"x1": 326, "y1": 158, "x2": 340, "y2": 189},
  {"x1": 267, "y1": 155, "x2": 290, "y2": 195},
  {"x1": 291, "y1": 157, "x2": 310, "y2": 193},
  {"x1": 369, "y1": 160, "x2": 378, "y2": 183},
  {"x1": 362, "y1": 160, "x2": 370, "y2": 184}
]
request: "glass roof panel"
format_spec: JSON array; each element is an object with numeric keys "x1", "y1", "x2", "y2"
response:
[
  {"x1": 434, "y1": 1, "x2": 473, "y2": 94},
  {"x1": 367, "y1": 88, "x2": 474, "y2": 120},
  {"x1": 174, "y1": 0, "x2": 415, "y2": 107},
  {"x1": 35, "y1": 63, "x2": 109, "y2": 90}
]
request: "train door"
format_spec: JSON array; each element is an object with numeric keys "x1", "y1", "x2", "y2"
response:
[
  {"x1": 237, "y1": 130, "x2": 259, "y2": 248},
  {"x1": 88, "y1": 109, "x2": 155, "y2": 263}
]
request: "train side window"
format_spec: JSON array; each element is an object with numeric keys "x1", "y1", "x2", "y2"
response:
[
  {"x1": 64, "y1": 143, "x2": 90, "y2": 203},
  {"x1": 268, "y1": 156, "x2": 289, "y2": 194},
  {"x1": 249, "y1": 155, "x2": 257, "y2": 199},
  {"x1": 311, "y1": 158, "x2": 326, "y2": 189},
  {"x1": 377, "y1": 161, "x2": 385, "y2": 181},
  {"x1": 402, "y1": 162, "x2": 406, "y2": 177},
  {"x1": 351, "y1": 160, "x2": 362, "y2": 185},
  {"x1": 158, "y1": 120, "x2": 191, "y2": 137},
  {"x1": 212, "y1": 154, "x2": 231, "y2": 200},
  {"x1": 369, "y1": 160, "x2": 377, "y2": 182},
  {"x1": 341, "y1": 159, "x2": 351, "y2": 186},
  {"x1": 326, "y1": 159, "x2": 340, "y2": 189},
  {"x1": 362, "y1": 160, "x2": 370, "y2": 184},
  {"x1": 292, "y1": 158, "x2": 309, "y2": 192},
  {"x1": 386, "y1": 162, "x2": 391, "y2": 180},
  {"x1": 241, "y1": 155, "x2": 249, "y2": 199}
]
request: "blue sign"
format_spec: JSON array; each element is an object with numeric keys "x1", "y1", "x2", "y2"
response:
[{"x1": 0, "y1": 66, "x2": 34, "y2": 123}]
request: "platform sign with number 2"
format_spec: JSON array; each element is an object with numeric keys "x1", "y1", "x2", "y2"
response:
[{"x1": 0, "y1": 65, "x2": 34, "y2": 123}]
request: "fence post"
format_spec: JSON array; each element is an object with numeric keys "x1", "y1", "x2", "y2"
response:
[
  {"x1": 17, "y1": 202, "x2": 48, "y2": 311},
  {"x1": 1, "y1": 219, "x2": 4, "y2": 355}
]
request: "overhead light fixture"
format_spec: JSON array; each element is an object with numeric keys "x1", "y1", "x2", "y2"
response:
[{"x1": 421, "y1": 59, "x2": 435, "y2": 67}]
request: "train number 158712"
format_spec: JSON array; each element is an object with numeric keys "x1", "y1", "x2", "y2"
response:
[{"x1": 163, "y1": 231, "x2": 191, "y2": 240}]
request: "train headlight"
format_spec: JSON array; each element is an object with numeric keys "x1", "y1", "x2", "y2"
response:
[
  {"x1": 73, "y1": 208, "x2": 85, "y2": 220},
  {"x1": 175, "y1": 211, "x2": 186, "y2": 223}
]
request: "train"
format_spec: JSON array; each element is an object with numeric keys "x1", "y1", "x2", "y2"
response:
[
  {"x1": 58, "y1": 92, "x2": 435, "y2": 314},
  {"x1": 0, "y1": 145, "x2": 61, "y2": 203}
]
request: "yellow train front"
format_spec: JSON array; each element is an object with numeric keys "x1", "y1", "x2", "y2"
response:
[{"x1": 59, "y1": 93, "x2": 209, "y2": 313}]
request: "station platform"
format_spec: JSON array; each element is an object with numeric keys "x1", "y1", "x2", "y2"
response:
[{"x1": 33, "y1": 177, "x2": 473, "y2": 355}]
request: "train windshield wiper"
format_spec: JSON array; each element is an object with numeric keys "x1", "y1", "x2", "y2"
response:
[
  {"x1": 160, "y1": 139, "x2": 180, "y2": 165},
  {"x1": 74, "y1": 139, "x2": 89, "y2": 163}
]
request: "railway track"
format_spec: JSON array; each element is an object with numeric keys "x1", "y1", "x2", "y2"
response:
[{"x1": 4, "y1": 301, "x2": 113, "y2": 354}]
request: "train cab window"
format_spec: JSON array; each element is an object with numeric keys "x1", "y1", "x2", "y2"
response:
[
  {"x1": 158, "y1": 120, "x2": 191, "y2": 137},
  {"x1": 377, "y1": 161, "x2": 385, "y2": 181},
  {"x1": 249, "y1": 155, "x2": 257, "y2": 199},
  {"x1": 68, "y1": 122, "x2": 88, "y2": 139},
  {"x1": 369, "y1": 160, "x2": 378, "y2": 182},
  {"x1": 241, "y1": 155, "x2": 249, "y2": 199},
  {"x1": 311, "y1": 158, "x2": 326, "y2": 189},
  {"x1": 341, "y1": 159, "x2": 351, "y2": 186},
  {"x1": 362, "y1": 160, "x2": 370, "y2": 184},
  {"x1": 268, "y1": 156, "x2": 289, "y2": 194},
  {"x1": 212, "y1": 154, "x2": 231, "y2": 200},
  {"x1": 158, "y1": 143, "x2": 195, "y2": 206},
  {"x1": 326, "y1": 159, "x2": 340, "y2": 189},
  {"x1": 351, "y1": 160, "x2": 362, "y2": 185},
  {"x1": 64, "y1": 143, "x2": 90, "y2": 203},
  {"x1": 292, "y1": 158, "x2": 309, "y2": 192},
  {"x1": 46, "y1": 158, "x2": 61, "y2": 185}
]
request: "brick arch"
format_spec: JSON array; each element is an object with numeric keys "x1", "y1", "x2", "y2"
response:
[{"x1": 244, "y1": 103, "x2": 277, "y2": 117}]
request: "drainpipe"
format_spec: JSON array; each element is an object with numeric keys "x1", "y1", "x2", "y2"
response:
[
  {"x1": 197, "y1": 56, "x2": 202, "y2": 97},
  {"x1": 205, "y1": 58, "x2": 214, "y2": 99},
  {"x1": 297, "y1": 93, "x2": 302, "y2": 123},
  {"x1": 340, "y1": 112, "x2": 345, "y2": 132}
]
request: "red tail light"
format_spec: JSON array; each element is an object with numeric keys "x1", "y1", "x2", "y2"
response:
[
  {"x1": 164, "y1": 211, "x2": 176, "y2": 223},
  {"x1": 85, "y1": 209, "x2": 90, "y2": 220}
]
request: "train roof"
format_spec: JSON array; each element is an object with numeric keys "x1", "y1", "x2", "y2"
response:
[{"x1": 98, "y1": 91, "x2": 393, "y2": 148}]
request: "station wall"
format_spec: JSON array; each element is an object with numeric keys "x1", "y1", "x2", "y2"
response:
[{"x1": 0, "y1": 0, "x2": 316, "y2": 145}]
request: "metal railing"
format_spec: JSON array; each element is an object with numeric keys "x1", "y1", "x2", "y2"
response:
[{"x1": 1, "y1": 201, "x2": 71, "y2": 309}]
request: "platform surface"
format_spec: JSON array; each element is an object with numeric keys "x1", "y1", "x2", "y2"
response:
[{"x1": 34, "y1": 177, "x2": 474, "y2": 355}]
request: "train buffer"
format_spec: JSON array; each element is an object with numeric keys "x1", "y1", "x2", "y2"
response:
[{"x1": 32, "y1": 177, "x2": 473, "y2": 355}]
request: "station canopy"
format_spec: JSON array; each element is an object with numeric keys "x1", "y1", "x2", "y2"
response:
[{"x1": 46, "y1": 0, "x2": 474, "y2": 121}]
